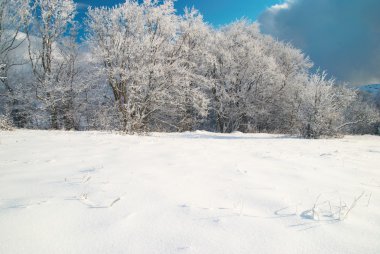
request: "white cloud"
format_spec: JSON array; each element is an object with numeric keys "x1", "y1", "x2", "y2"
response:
[{"x1": 268, "y1": 2, "x2": 290, "y2": 14}]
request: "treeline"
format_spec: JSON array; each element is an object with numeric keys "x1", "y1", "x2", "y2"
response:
[{"x1": 1, "y1": 0, "x2": 379, "y2": 137}]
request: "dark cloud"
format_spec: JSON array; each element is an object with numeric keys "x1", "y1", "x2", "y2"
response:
[{"x1": 259, "y1": 0, "x2": 380, "y2": 86}]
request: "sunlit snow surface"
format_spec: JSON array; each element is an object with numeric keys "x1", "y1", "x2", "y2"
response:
[{"x1": 0, "y1": 130, "x2": 379, "y2": 254}]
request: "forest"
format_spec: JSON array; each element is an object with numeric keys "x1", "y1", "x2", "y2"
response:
[{"x1": 1, "y1": 0, "x2": 379, "y2": 137}]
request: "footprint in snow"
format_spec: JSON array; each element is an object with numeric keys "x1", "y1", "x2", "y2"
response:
[{"x1": 78, "y1": 194, "x2": 121, "y2": 209}]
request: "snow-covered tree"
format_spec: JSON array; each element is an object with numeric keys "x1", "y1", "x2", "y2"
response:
[
  {"x1": 26, "y1": 0, "x2": 77, "y2": 129},
  {"x1": 0, "y1": 0, "x2": 29, "y2": 73},
  {"x1": 174, "y1": 7, "x2": 213, "y2": 131},
  {"x1": 209, "y1": 21, "x2": 267, "y2": 132},
  {"x1": 0, "y1": 0, "x2": 376, "y2": 137},
  {"x1": 342, "y1": 91, "x2": 380, "y2": 135},
  {"x1": 208, "y1": 21, "x2": 311, "y2": 133},
  {"x1": 258, "y1": 39, "x2": 311, "y2": 133},
  {"x1": 296, "y1": 72, "x2": 356, "y2": 138},
  {"x1": 87, "y1": 0, "x2": 210, "y2": 132},
  {"x1": 0, "y1": 0, "x2": 30, "y2": 126}
]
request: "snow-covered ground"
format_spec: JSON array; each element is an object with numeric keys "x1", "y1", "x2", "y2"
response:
[{"x1": 0, "y1": 130, "x2": 379, "y2": 254}]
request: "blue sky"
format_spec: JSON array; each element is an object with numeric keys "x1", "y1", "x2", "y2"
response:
[{"x1": 75, "y1": 0, "x2": 282, "y2": 26}]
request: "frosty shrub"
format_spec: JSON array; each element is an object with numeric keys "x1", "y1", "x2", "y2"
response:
[
  {"x1": 342, "y1": 95, "x2": 380, "y2": 135},
  {"x1": 0, "y1": 115, "x2": 13, "y2": 131},
  {"x1": 296, "y1": 73, "x2": 356, "y2": 138}
]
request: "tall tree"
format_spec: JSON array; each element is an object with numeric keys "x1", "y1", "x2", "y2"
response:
[
  {"x1": 87, "y1": 0, "x2": 209, "y2": 132},
  {"x1": 26, "y1": 0, "x2": 77, "y2": 129},
  {"x1": 0, "y1": 0, "x2": 30, "y2": 126}
]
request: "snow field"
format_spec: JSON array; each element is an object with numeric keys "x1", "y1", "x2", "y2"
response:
[{"x1": 0, "y1": 130, "x2": 379, "y2": 254}]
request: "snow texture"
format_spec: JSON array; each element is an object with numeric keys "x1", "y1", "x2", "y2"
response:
[{"x1": 0, "y1": 130, "x2": 379, "y2": 253}]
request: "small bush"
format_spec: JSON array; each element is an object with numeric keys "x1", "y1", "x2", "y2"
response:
[{"x1": 0, "y1": 115, "x2": 14, "y2": 131}]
